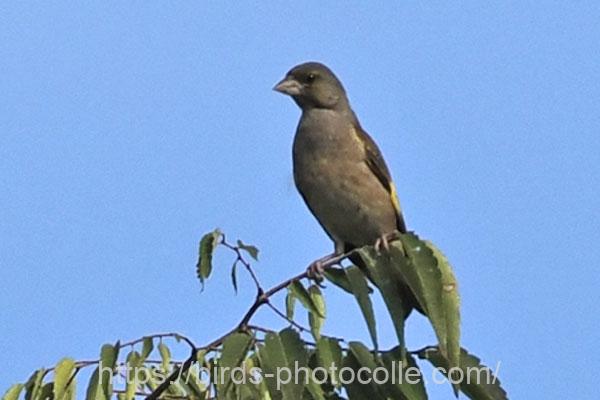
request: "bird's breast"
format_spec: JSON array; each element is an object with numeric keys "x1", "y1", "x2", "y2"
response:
[
  {"x1": 292, "y1": 111, "x2": 372, "y2": 214},
  {"x1": 293, "y1": 109, "x2": 364, "y2": 164}
]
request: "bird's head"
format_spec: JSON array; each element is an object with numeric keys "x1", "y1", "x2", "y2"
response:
[{"x1": 273, "y1": 62, "x2": 349, "y2": 111}]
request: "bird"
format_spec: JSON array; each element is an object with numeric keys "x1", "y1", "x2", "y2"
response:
[{"x1": 274, "y1": 62, "x2": 422, "y2": 316}]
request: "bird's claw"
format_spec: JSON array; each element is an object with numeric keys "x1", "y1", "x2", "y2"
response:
[
  {"x1": 374, "y1": 231, "x2": 403, "y2": 254},
  {"x1": 307, "y1": 253, "x2": 339, "y2": 282},
  {"x1": 374, "y1": 235, "x2": 390, "y2": 253},
  {"x1": 307, "y1": 260, "x2": 326, "y2": 282}
]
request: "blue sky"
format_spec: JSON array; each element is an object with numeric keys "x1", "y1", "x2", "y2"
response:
[{"x1": 1, "y1": 2, "x2": 598, "y2": 398}]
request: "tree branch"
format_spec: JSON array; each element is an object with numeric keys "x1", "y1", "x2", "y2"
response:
[{"x1": 146, "y1": 245, "x2": 353, "y2": 400}]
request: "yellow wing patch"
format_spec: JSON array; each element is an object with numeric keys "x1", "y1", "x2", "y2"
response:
[
  {"x1": 349, "y1": 124, "x2": 365, "y2": 150},
  {"x1": 351, "y1": 121, "x2": 406, "y2": 231},
  {"x1": 390, "y1": 182, "x2": 402, "y2": 216}
]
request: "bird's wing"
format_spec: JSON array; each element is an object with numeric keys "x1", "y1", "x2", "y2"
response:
[{"x1": 352, "y1": 122, "x2": 407, "y2": 233}]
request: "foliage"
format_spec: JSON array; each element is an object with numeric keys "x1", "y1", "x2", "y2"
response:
[{"x1": 3, "y1": 230, "x2": 507, "y2": 400}]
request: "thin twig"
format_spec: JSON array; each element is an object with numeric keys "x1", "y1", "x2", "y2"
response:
[
  {"x1": 220, "y1": 235, "x2": 262, "y2": 291},
  {"x1": 265, "y1": 302, "x2": 309, "y2": 332},
  {"x1": 121, "y1": 332, "x2": 196, "y2": 351},
  {"x1": 245, "y1": 325, "x2": 275, "y2": 334}
]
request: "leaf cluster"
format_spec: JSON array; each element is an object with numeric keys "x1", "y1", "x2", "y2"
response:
[{"x1": 3, "y1": 231, "x2": 507, "y2": 400}]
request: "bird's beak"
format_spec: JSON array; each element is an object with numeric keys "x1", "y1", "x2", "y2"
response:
[{"x1": 273, "y1": 77, "x2": 302, "y2": 96}]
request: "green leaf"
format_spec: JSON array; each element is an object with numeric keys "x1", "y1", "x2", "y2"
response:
[
  {"x1": 165, "y1": 380, "x2": 186, "y2": 399},
  {"x1": 426, "y1": 240, "x2": 461, "y2": 393},
  {"x1": 308, "y1": 285, "x2": 326, "y2": 341},
  {"x1": 397, "y1": 234, "x2": 448, "y2": 346},
  {"x1": 159, "y1": 358, "x2": 184, "y2": 397},
  {"x1": 176, "y1": 369, "x2": 200, "y2": 399},
  {"x1": 256, "y1": 371, "x2": 272, "y2": 400},
  {"x1": 315, "y1": 338, "x2": 343, "y2": 387},
  {"x1": 64, "y1": 380, "x2": 76, "y2": 400},
  {"x1": 381, "y1": 346, "x2": 427, "y2": 400},
  {"x1": 323, "y1": 267, "x2": 354, "y2": 294},
  {"x1": 350, "y1": 342, "x2": 407, "y2": 400},
  {"x1": 2, "y1": 384, "x2": 24, "y2": 400},
  {"x1": 279, "y1": 329, "x2": 309, "y2": 400},
  {"x1": 181, "y1": 365, "x2": 207, "y2": 399},
  {"x1": 24, "y1": 369, "x2": 46, "y2": 400},
  {"x1": 289, "y1": 281, "x2": 323, "y2": 317},
  {"x1": 219, "y1": 332, "x2": 253, "y2": 369},
  {"x1": 357, "y1": 246, "x2": 407, "y2": 349},
  {"x1": 231, "y1": 259, "x2": 239, "y2": 294},
  {"x1": 141, "y1": 367, "x2": 163, "y2": 392},
  {"x1": 418, "y1": 347, "x2": 507, "y2": 400},
  {"x1": 285, "y1": 289, "x2": 296, "y2": 321},
  {"x1": 347, "y1": 342, "x2": 381, "y2": 393},
  {"x1": 257, "y1": 329, "x2": 307, "y2": 400},
  {"x1": 100, "y1": 342, "x2": 120, "y2": 369},
  {"x1": 124, "y1": 351, "x2": 141, "y2": 400},
  {"x1": 395, "y1": 235, "x2": 441, "y2": 313},
  {"x1": 218, "y1": 332, "x2": 253, "y2": 396},
  {"x1": 344, "y1": 265, "x2": 378, "y2": 349},
  {"x1": 341, "y1": 346, "x2": 381, "y2": 399},
  {"x1": 204, "y1": 357, "x2": 217, "y2": 389},
  {"x1": 97, "y1": 342, "x2": 119, "y2": 400},
  {"x1": 53, "y1": 358, "x2": 76, "y2": 400},
  {"x1": 140, "y1": 337, "x2": 154, "y2": 361},
  {"x1": 85, "y1": 369, "x2": 101, "y2": 400},
  {"x1": 237, "y1": 239, "x2": 259, "y2": 261},
  {"x1": 305, "y1": 377, "x2": 326, "y2": 400},
  {"x1": 196, "y1": 349, "x2": 207, "y2": 366},
  {"x1": 247, "y1": 356, "x2": 270, "y2": 400},
  {"x1": 196, "y1": 229, "x2": 222, "y2": 289},
  {"x1": 38, "y1": 383, "x2": 53, "y2": 400},
  {"x1": 235, "y1": 357, "x2": 265, "y2": 400},
  {"x1": 257, "y1": 334, "x2": 285, "y2": 400},
  {"x1": 395, "y1": 234, "x2": 461, "y2": 378},
  {"x1": 158, "y1": 342, "x2": 171, "y2": 373},
  {"x1": 279, "y1": 328, "x2": 309, "y2": 368}
]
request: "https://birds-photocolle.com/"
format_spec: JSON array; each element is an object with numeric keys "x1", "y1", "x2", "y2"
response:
[{"x1": 274, "y1": 62, "x2": 422, "y2": 316}]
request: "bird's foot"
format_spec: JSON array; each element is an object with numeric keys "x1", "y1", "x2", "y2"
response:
[
  {"x1": 374, "y1": 231, "x2": 402, "y2": 254},
  {"x1": 374, "y1": 235, "x2": 390, "y2": 253},
  {"x1": 307, "y1": 253, "x2": 338, "y2": 281},
  {"x1": 307, "y1": 261, "x2": 325, "y2": 282}
]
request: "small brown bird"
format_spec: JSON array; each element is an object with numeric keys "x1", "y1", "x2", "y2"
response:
[{"x1": 274, "y1": 62, "x2": 420, "y2": 315}]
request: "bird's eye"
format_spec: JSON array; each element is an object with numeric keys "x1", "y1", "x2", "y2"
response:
[{"x1": 306, "y1": 73, "x2": 316, "y2": 83}]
